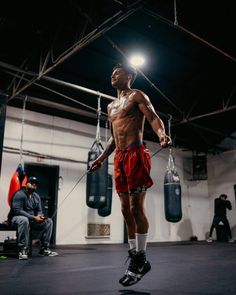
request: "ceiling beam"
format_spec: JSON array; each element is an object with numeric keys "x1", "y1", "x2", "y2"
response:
[
  {"x1": 142, "y1": 8, "x2": 236, "y2": 63},
  {"x1": 7, "y1": 1, "x2": 147, "y2": 101},
  {"x1": 181, "y1": 105, "x2": 236, "y2": 124}
]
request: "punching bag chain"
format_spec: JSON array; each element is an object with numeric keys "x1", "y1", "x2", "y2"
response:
[
  {"x1": 95, "y1": 95, "x2": 101, "y2": 143},
  {"x1": 174, "y1": 0, "x2": 178, "y2": 26},
  {"x1": 168, "y1": 114, "x2": 172, "y2": 145},
  {"x1": 167, "y1": 114, "x2": 176, "y2": 171},
  {"x1": 19, "y1": 95, "x2": 27, "y2": 164}
]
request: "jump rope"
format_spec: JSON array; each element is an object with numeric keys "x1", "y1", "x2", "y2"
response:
[{"x1": 50, "y1": 145, "x2": 164, "y2": 220}]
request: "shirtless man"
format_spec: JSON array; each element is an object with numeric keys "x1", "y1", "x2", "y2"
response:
[{"x1": 91, "y1": 64, "x2": 169, "y2": 286}]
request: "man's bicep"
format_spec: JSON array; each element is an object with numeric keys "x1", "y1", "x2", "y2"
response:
[{"x1": 138, "y1": 97, "x2": 158, "y2": 122}]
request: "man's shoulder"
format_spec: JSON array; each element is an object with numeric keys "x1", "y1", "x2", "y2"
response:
[
  {"x1": 131, "y1": 89, "x2": 145, "y2": 95},
  {"x1": 14, "y1": 188, "x2": 26, "y2": 196},
  {"x1": 13, "y1": 188, "x2": 27, "y2": 200},
  {"x1": 131, "y1": 89, "x2": 149, "y2": 101}
]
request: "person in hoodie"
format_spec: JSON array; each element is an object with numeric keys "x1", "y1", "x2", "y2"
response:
[{"x1": 206, "y1": 194, "x2": 234, "y2": 243}]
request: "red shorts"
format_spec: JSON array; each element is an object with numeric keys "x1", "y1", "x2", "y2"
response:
[{"x1": 114, "y1": 143, "x2": 153, "y2": 194}]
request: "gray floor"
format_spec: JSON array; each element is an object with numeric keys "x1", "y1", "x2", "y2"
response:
[{"x1": 0, "y1": 242, "x2": 236, "y2": 295}]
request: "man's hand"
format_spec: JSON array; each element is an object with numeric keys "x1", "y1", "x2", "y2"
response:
[
  {"x1": 90, "y1": 159, "x2": 103, "y2": 172},
  {"x1": 159, "y1": 134, "x2": 172, "y2": 148},
  {"x1": 33, "y1": 215, "x2": 47, "y2": 223}
]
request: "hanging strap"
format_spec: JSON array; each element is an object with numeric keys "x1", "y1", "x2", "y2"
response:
[
  {"x1": 95, "y1": 95, "x2": 101, "y2": 143},
  {"x1": 167, "y1": 114, "x2": 176, "y2": 171},
  {"x1": 90, "y1": 95, "x2": 104, "y2": 150},
  {"x1": 174, "y1": 0, "x2": 178, "y2": 26},
  {"x1": 19, "y1": 96, "x2": 27, "y2": 164}
]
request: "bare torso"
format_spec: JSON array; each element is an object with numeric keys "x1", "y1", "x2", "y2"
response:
[{"x1": 108, "y1": 90, "x2": 145, "y2": 149}]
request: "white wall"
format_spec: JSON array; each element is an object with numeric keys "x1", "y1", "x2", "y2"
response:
[{"x1": 1, "y1": 106, "x2": 235, "y2": 245}]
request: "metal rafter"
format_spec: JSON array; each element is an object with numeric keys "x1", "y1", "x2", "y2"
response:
[
  {"x1": 8, "y1": 0, "x2": 147, "y2": 101},
  {"x1": 142, "y1": 8, "x2": 236, "y2": 63},
  {"x1": 180, "y1": 104, "x2": 236, "y2": 124}
]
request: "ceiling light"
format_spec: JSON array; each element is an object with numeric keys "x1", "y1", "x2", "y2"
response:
[{"x1": 129, "y1": 54, "x2": 145, "y2": 67}]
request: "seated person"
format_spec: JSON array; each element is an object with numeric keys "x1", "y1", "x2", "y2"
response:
[{"x1": 9, "y1": 176, "x2": 58, "y2": 259}]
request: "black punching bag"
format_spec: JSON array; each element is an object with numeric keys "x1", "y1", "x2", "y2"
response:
[
  {"x1": 164, "y1": 150, "x2": 182, "y2": 222},
  {"x1": 86, "y1": 141, "x2": 108, "y2": 209},
  {"x1": 98, "y1": 174, "x2": 113, "y2": 217}
]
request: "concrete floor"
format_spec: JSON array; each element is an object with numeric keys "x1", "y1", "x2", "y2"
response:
[{"x1": 0, "y1": 242, "x2": 236, "y2": 295}]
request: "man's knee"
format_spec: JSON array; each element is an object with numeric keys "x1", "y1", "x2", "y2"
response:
[
  {"x1": 45, "y1": 218, "x2": 53, "y2": 229},
  {"x1": 13, "y1": 216, "x2": 29, "y2": 227},
  {"x1": 131, "y1": 205, "x2": 145, "y2": 220}
]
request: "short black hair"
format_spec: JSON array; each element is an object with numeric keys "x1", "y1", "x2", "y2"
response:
[
  {"x1": 220, "y1": 194, "x2": 227, "y2": 199},
  {"x1": 113, "y1": 63, "x2": 137, "y2": 85}
]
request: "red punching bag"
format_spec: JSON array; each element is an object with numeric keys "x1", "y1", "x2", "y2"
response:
[{"x1": 7, "y1": 164, "x2": 27, "y2": 205}]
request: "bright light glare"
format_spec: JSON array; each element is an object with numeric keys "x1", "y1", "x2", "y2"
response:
[{"x1": 129, "y1": 55, "x2": 145, "y2": 67}]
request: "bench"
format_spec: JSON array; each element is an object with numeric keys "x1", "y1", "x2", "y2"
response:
[{"x1": 0, "y1": 222, "x2": 32, "y2": 256}]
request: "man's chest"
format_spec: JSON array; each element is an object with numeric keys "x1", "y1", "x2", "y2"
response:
[
  {"x1": 109, "y1": 97, "x2": 136, "y2": 120},
  {"x1": 26, "y1": 196, "x2": 38, "y2": 209}
]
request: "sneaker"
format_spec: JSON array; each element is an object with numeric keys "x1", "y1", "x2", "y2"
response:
[
  {"x1": 228, "y1": 238, "x2": 235, "y2": 243},
  {"x1": 119, "y1": 248, "x2": 136, "y2": 284},
  {"x1": 39, "y1": 247, "x2": 58, "y2": 257},
  {"x1": 19, "y1": 248, "x2": 28, "y2": 260},
  {"x1": 206, "y1": 237, "x2": 213, "y2": 243},
  {"x1": 120, "y1": 250, "x2": 151, "y2": 287}
]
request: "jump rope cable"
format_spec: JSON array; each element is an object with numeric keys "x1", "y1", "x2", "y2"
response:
[
  {"x1": 50, "y1": 145, "x2": 164, "y2": 220},
  {"x1": 51, "y1": 170, "x2": 88, "y2": 220},
  {"x1": 51, "y1": 96, "x2": 165, "y2": 219}
]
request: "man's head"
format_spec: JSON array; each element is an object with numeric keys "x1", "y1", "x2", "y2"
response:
[
  {"x1": 26, "y1": 176, "x2": 39, "y2": 193},
  {"x1": 219, "y1": 194, "x2": 227, "y2": 200},
  {"x1": 111, "y1": 63, "x2": 137, "y2": 89}
]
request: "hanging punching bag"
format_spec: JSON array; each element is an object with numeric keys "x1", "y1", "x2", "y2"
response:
[
  {"x1": 164, "y1": 149, "x2": 182, "y2": 222},
  {"x1": 86, "y1": 141, "x2": 108, "y2": 209},
  {"x1": 98, "y1": 174, "x2": 113, "y2": 217},
  {"x1": 7, "y1": 164, "x2": 27, "y2": 205}
]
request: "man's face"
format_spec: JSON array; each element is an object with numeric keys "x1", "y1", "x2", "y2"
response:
[
  {"x1": 111, "y1": 68, "x2": 130, "y2": 89},
  {"x1": 26, "y1": 182, "x2": 38, "y2": 193}
]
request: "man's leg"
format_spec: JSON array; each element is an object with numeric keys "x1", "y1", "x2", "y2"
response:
[
  {"x1": 120, "y1": 192, "x2": 151, "y2": 287},
  {"x1": 31, "y1": 218, "x2": 58, "y2": 256},
  {"x1": 207, "y1": 223, "x2": 215, "y2": 242},
  {"x1": 131, "y1": 192, "x2": 149, "y2": 251},
  {"x1": 119, "y1": 193, "x2": 136, "y2": 241},
  {"x1": 207, "y1": 216, "x2": 219, "y2": 242},
  {"x1": 222, "y1": 217, "x2": 234, "y2": 242},
  {"x1": 119, "y1": 193, "x2": 137, "y2": 283},
  {"x1": 11, "y1": 216, "x2": 30, "y2": 259}
]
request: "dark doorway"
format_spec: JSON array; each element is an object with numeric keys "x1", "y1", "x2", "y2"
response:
[
  {"x1": 234, "y1": 185, "x2": 236, "y2": 202},
  {"x1": 24, "y1": 163, "x2": 59, "y2": 245}
]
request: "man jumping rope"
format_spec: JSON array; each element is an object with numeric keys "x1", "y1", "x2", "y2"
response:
[{"x1": 91, "y1": 64, "x2": 170, "y2": 286}]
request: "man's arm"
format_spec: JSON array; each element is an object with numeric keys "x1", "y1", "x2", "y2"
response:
[
  {"x1": 90, "y1": 135, "x2": 116, "y2": 171},
  {"x1": 34, "y1": 193, "x2": 43, "y2": 215},
  {"x1": 225, "y1": 200, "x2": 232, "y2": 210},
  {"x1": 12, "y1": 191, "x2": 34, "y2": 220},
  {"x1": 134, "y1": 90, "x2": 170, "y2": 147}
]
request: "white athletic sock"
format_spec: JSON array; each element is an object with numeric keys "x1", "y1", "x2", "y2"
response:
[
  {"x1": 128, "y1": 239, "x2": 136, "y2": 250},
  {"x1": 136, "y1": 233, "x2": 148, "y2": 252}
]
